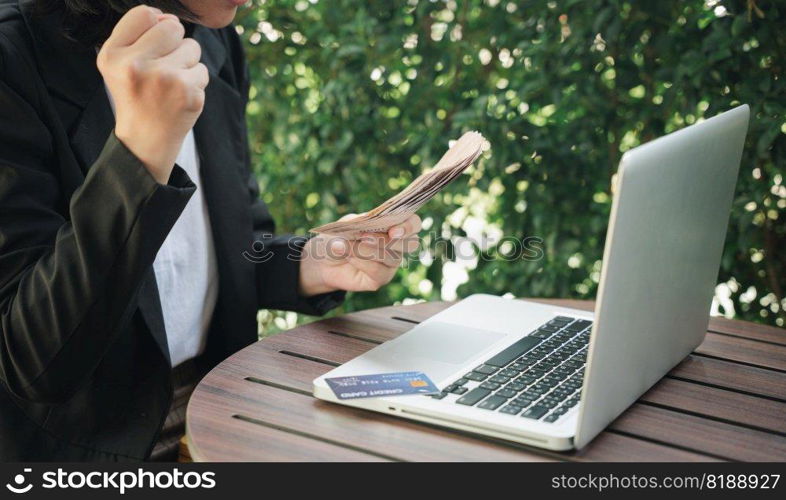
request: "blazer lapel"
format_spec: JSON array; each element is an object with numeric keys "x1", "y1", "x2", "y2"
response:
[
  {"x1": 19, "y1": 0, "x2": 120, "y2": 178},
  {"x1": 18, "y1": 0, "x2": 100, "y2": 109},
  {"x1": 69, "y1": 88, "x2": 116, "y2": 177},
  {"x1": 137, "y1": 270, "x2": 171, "y2": 366},
  {"x1": 191, "y1": 26, "x2": 258, "y2": 358}
]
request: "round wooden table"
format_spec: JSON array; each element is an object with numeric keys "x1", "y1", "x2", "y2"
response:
[{"x1": 185, "y1": 299, "x2": 786, "y2": 462}]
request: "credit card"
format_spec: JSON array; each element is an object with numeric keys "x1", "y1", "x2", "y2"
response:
[{"x1": 325, "y1": 371, "x2": 440, "y2": 400}]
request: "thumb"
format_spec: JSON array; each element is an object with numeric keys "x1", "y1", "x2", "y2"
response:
[{"x1": 326, "y1": 237, "x2": 350, "y2": 261}]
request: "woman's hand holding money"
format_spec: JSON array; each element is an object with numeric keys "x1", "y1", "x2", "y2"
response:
[{"x1": 298, "y1": 214, "x2": 422, "y2": 295}]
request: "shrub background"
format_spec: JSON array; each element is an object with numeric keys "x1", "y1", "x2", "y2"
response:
[{"x1": 234, "y1": 0, "x2": 785, "y2": 334}]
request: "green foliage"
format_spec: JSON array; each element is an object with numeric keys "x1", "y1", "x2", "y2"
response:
[{"x1": 236, "y1": 0, "x2": 786, "y2": 334}]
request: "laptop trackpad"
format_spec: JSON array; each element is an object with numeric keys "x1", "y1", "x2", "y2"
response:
[{"x1": 376, "y1": 322, "x2": 507, "y2": 366}]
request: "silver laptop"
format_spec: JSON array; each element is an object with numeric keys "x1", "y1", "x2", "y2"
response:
[{"x1": 313, "y1": 105, "x2": 750, "y2": 450}]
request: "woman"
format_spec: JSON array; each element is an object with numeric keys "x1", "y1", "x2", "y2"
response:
[{"x1": 0, "y1": 0, "x2": 420, "y2": 461}]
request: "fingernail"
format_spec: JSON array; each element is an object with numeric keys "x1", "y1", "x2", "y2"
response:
[
  {"x1": 390, "y1": 227, "x2": 405, "y2": 239},
  {"x1": 330, "y1": 240, "x2": 347, "y2": 255}
]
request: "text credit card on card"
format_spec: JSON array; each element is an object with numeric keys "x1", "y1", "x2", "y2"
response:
[{"x1": 325, "y1": 371, "x2": 439, "y2": 400}]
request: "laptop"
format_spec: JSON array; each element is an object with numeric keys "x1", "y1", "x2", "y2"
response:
[{"x1": 313, "y1": 105, "x2": 750, "y2": 450}]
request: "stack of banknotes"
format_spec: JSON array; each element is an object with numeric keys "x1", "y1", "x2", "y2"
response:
[{"x1": 310, "y1": 131, "x2": 488, "y2": 239}]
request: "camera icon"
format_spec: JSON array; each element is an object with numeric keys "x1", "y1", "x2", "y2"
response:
[{"x1": 5, "y1": 468, "x2": 33, "y2": 494}]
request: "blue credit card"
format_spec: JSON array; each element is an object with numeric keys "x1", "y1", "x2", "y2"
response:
[{"x1": 325, "y1": 371, "x2": 440, "y2": 400}]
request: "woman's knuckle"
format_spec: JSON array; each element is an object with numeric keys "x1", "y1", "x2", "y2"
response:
[
  {"x1": 153, "y1": 68, "x2": 175, "y2": 88},
  {"x1": 186, "y1": 89, "x2": 205, "y2": 112},
  {"x1": 123, "y1": 59, "x2": 145, "y2": 84},
  {"x1": 162, "y1": 17, "x2": 185, "y2": 37},
  {"x1": 184, "y1": 38, "x2": 201, "y2": 54},
  {"x1": 96, "y1": 49, "x2": 109, "y2": 70},
  {"x1": 144, "y1": 10, "x2": 159, "y2": 25}
]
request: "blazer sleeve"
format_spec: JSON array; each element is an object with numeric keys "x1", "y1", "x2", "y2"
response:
[
  {"x1": 246, "y1": 173, "x2": 346, "y2": 315},
  {"x1": 0, "y1": 71, "x2": 195, "y2": 403},
  {"x1": 225, "y1": 27, "x2": 345, "y2": 315}
]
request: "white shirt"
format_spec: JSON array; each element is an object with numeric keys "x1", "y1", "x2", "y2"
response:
[{"x1": 104, "y1": 86, "x2": 219, "y2": 367}]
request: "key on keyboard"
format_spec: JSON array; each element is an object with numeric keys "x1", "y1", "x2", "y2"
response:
[{"x1": 485, "y1": 336, "x2": 541, "y2": 367}]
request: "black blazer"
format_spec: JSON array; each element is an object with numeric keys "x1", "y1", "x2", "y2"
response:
[{"x1": 0, "y1": 0, "x2": 342, "y2": 461}]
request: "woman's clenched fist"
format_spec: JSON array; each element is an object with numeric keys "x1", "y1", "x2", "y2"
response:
[{"x1": 97, "y1": 5, "x2": 209, "y2": 184}]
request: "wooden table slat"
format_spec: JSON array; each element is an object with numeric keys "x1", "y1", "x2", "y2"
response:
[
  {"x1": 670, "y1": 354, "x2": 786, "y2": 402},
  {"x1": 315, "y1": 316, "x2": 399, "y2": 344},
  {"x1": 609, "y1": 404, "x2": 786, "y2": 462},
  {"x1": 707, "y1": 317, "x2": 786, "y2": 345},
  {"x1": 268, "y1": 322, "x2": 377, "y2": 364},
  {"x1": 639, "y1": 378, "x2": 786, "y2": 434},
  {"x1": 187, "y1": 403, "x2": 388, "y2": 462},
  {"x1": 695, "y1": 334, "x2": 786, "y2": 372}
]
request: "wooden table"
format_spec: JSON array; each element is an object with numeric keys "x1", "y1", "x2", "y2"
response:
[{"x1": 185, "y1": 299, "x2": 786, "y2": 462}]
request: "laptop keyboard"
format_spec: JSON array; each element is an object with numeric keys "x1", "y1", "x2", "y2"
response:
[{"x1": 430, "y1": 316, "x2": 591, "y2": 424}]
